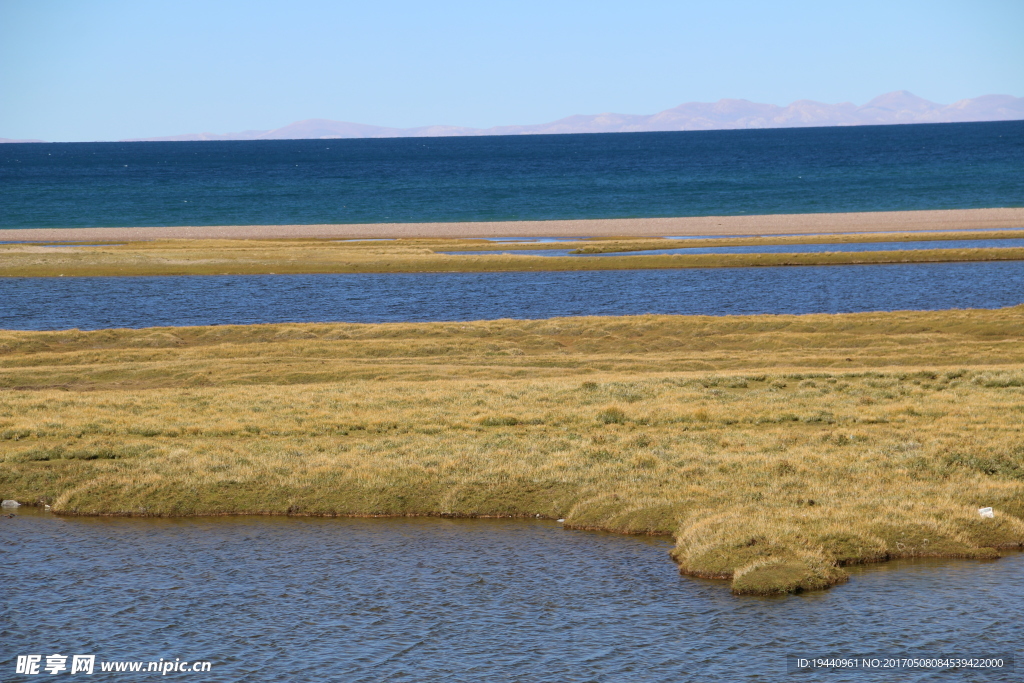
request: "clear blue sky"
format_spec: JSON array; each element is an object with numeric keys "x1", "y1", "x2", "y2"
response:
[{"x1": 2, "y1": 0, "x2": 1022, "y2": 141}]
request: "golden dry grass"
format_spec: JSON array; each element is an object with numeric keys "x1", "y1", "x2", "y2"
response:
[
  {"x1": 2, "y1": 309, "x2": 1024, "y2": 594},
  {"x1": 2, "y1": 231, "x2": 1024, "y2": 277}
]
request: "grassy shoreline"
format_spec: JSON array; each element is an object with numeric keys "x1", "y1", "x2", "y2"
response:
[
  {"x1": 3, "y1": 234, "x2": 1024, "y2": 277},
  {"x1": 3, "y1": 309, "x2": 1024, "y2": 595}
]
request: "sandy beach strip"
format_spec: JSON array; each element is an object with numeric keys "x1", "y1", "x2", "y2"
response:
[{"x1": 2, "y1": 208, "x2": 1023, "y2": 242}]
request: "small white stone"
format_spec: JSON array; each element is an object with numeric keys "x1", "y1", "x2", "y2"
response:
[
  {"x1": 1, "y1": 500, "x2": 20, "y2": 508},
  {"x1": 979, "y1": 507, "x2": 994, "y2": 518}
]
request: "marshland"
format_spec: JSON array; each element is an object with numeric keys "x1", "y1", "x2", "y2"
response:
[
  {"x1": 4, "y1": 230, "x2": 1024, "y2": 277},
  {"x1": 3, "y1": 307, "x2": 1023, "y2": 595}
]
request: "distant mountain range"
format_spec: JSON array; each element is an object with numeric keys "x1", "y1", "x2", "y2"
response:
[{"x1": 3, "y1": 91, "x2": 1022, "y2": 143}]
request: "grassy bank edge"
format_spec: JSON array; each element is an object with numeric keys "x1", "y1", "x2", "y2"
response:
[
  {"x1": 4, "y1": 311, "x2": 1024, "y2": 596},
  {"x1": 10, "y1": 502, "x2": 1015, "y2": 596}
]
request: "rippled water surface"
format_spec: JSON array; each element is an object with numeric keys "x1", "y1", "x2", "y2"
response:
[
  {"x1": 4, "y1": 512, "x2": 1020, "y2": 682},
  {"x1": 3, "y1": 261, "x2": 1024, "y2": 330}
]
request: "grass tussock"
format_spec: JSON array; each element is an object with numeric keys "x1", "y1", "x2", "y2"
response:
[
  {"x1": 2, "y1": 232, "x2": 1024, "y2": 277},
  {"x1": 3, "y1": 309, "x2": 1024, "y2": 595}
]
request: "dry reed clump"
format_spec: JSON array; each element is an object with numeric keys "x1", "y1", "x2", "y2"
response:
[
  {"x1": 2, "y1": 234, "x2": 1024, "y2": 277},
  {"x1": 2, "y1": 309, "x2": 1024, "y2": 594}
]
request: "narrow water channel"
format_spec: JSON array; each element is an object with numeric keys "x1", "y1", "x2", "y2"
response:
[
  {"x1": 3, "y1": 260, "x2": 1024, "y2": 330},
  {"x1": 441, "y1": 236, "x2": 1024, "y2": 256}
]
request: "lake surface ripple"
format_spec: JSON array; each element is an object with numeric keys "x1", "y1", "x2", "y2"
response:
[
  {"x1": 3, "y1": 261, "x2": 1024, "y2": 330},
  {"x1": 4, "y1": 513, "x2": 1020, "y2": 681}
]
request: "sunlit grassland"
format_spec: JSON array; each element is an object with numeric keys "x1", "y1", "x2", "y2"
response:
[
  {"x1": 2, "y1": 308, "x2": 1024, "y2": 594},
  {"x1": 3, "y1": 230, "x2": 1024, "y2": 277}
]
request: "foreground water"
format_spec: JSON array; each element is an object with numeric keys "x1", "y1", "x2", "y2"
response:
[
  {"x1": 2, "y1": 121, "x2": 1022, "y2": 229},
  {"x1": 4, "y1": 512, "x2": 1018, "y2": 682},
  {"x1": 3, "y1": 260, "x2": 1024, "y2": 330}
]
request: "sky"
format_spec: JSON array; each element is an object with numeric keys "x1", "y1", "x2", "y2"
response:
[{"x1": 1, "y1": 0, "x2": 1022, "y2": 141}]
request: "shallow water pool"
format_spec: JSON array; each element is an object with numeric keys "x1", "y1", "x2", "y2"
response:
[{"x1": 5, "y1": 511, "x2": 1019, "y2": 681}]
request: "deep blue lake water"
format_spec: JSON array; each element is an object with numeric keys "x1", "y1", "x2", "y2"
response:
[
  {"x1": 2, "y1": 120, "x2": 1022, "y2": 229},
  {"x1": 3, "y1": 260, "x2": 1024, "y2": 330}
]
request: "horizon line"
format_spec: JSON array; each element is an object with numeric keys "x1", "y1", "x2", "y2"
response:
[{"x1": 3, "y1": 90, "x2": 1023, "y2": 144}]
